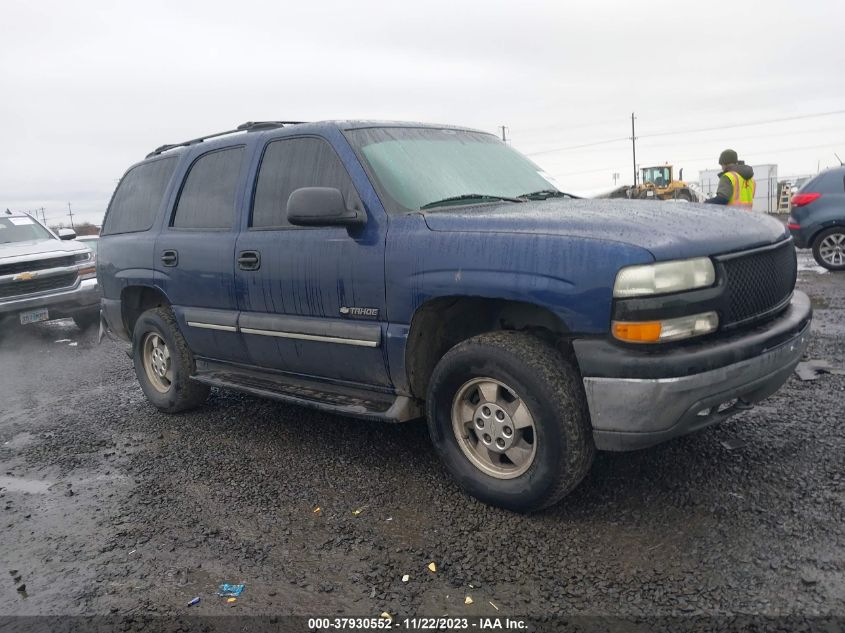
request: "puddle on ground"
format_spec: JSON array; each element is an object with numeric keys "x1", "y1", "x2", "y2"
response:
[{"x1": 0, "y1": 476, "x2": 52, "y2": 494}]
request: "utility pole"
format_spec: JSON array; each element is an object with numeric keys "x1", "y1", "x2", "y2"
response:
[
  {"x1": 67, "y1": 202, "x2": 75, "y2": 229},
  {"x1": 36, "y1": 207, "x2": 46, "y2": 225},
  {"x1": 500, "y1": 125, "x2": 508, "y2": 143},
  {"x1": 631, "y1": 112, "x2": 638, "y2": 186}
]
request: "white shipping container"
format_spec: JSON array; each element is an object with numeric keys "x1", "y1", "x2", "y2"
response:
[{"x1": 697, "y1": 164, "x2": 778, "y2": 213}]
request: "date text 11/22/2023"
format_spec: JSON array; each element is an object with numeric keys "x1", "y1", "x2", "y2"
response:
[{"x1": 307, "y1": 616, "x2": 528, "y2": 630}]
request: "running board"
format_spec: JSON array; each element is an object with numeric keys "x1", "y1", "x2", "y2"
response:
[{"x1": 192, "y1": 368, "x2": 422, "y2": 423}]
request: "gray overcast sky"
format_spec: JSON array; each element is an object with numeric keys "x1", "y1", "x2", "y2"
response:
[{"x1": 2, "y1": 0, "x2": 843, "y2": 225}]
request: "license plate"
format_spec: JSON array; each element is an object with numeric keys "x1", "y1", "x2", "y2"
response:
[
  {"x1": 646, "y1": 190, "x2": 654, "y2": 197},
  {"x1": 19, "y1": 308, "x2": 49, "y2": 324}
]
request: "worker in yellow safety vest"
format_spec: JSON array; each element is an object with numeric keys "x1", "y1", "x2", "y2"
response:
[{"x1": 705, "y1": 149, "x2": 756, "y2": 209}]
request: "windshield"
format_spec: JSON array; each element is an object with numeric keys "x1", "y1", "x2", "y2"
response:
[
  {"x1": 345, "y1": 127, "x2": 561, "y2": 212},
  {"x1": 79, "y1": 239, "x2": 98, "y2": 254},
  {"x1": 642, "y1": 166, "x2": 671, "y2": 186},
  {"x1": 0, "y1": 216, "x2": 53, "y2": 243}
]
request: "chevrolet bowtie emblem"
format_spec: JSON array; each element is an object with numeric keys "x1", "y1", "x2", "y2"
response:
[{"x1": 13, "y1": 272, "x2": 35, "y2": 281}]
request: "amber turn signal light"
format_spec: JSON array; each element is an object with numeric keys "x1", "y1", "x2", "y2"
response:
[{"x1": 612, "y1": 321, "x2": 662, "y2": 343}]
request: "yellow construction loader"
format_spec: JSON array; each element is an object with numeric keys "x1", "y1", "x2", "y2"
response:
[{"x1": 631, "y1": 164, "x2": 694, "y2": 201}]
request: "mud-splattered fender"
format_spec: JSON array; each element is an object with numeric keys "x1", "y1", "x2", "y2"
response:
[{"x1": 385, "y1": 213, "x2": 655, "y2": 333}]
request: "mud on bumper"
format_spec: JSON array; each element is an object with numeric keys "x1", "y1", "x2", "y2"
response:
[{"x1": 573, "y1": 291, "x2": 812, "y2": 451}]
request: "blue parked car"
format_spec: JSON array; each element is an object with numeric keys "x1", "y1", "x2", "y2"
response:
[
  {"x1": 787, "y1": 165, "x2": 845, "y2": 271},
  {"x1": 98, "y1": 121, "x2": 811, "y2": 512}
]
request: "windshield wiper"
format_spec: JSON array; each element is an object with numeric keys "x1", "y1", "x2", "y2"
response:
[
  {"x1": 517, "y1": 189, "x2": 580, "y2": 200},
  {"x1": 420, "y1": 193, "x2": 525, "y2": 210}
]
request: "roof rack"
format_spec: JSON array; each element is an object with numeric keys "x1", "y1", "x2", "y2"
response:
[{"x1": 146, "y1": 121, "x2": 307, "y2": 158}]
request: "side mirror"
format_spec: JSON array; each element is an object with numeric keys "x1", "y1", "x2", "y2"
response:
[
  {"x1": 57, "y1": 228, "x2": 77, "y2": 240},
  {"x1": 287, "y1": 187, "x2": 366, "y2": 228}
]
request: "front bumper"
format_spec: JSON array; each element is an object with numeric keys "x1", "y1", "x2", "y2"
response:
[
  {"x1": 0, "y1": 277, "x2": 100, "y2": 319},
  {"x1": 573, "y1": 291, "x2": 812, "y2": 451}
]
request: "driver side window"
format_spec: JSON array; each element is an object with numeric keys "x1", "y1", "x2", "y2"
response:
[{"x1": 251, "y1": 137, "x2": 362, "y2": 229}]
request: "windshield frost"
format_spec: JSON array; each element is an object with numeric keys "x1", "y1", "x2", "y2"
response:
[
  {"x1": 0, "y1": 217, "x2": 53, "y2": 243},
  {"x1": 346, "y1": 127, "x2": 559, "y2": 212}
]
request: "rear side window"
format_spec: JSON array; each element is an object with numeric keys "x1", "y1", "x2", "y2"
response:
[
  {"x1": 172, "y1": 146, "x2": 244, "y2": 229},
  {"x1": 798, "y1": 175, "x2": 822, "y2": 193},
  {"x1": 820, "y1": 170, "x2": 845, "y2": 193},
  {"x1": 251, "y1": 137, "x2": 361, "y2": 228},
  {"x1": 102, "y1": 157, "x2": 177, "y2": 235}
]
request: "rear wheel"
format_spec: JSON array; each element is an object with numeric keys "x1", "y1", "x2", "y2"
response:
[
  {"x1": 812, "y1": 227, "x2": 845, "y2": 271},
  {"x1": 132, "y1": 306, "x2": 209, "y2": 412},
  {"x1": 426, "y1": 331, "x2": 594, "y2": 513}
]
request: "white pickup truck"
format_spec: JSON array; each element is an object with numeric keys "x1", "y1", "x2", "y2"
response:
[{"x1": 0, "y1": 211, "x2": 99, "y2": 330}]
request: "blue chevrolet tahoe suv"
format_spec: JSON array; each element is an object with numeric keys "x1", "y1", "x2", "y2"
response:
[{"x1": 98, "y1": 121, "x2": 811, "y2": 512}]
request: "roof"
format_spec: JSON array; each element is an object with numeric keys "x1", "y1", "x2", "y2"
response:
[{"x1": 145, "y1": 120, "x2": 489, "y2": 159}]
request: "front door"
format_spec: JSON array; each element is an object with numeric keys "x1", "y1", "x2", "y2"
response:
[{"x1": 234, "y1": 135, "x2": 391, "y2": 387}]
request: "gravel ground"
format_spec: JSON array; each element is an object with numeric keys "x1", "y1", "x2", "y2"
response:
[{"x1": 0, "y1": 250, "x2": 843, "y2": 629}]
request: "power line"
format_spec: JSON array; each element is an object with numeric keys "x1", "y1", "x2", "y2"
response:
[
  {"x1": 673, "y1": 140, "x2": 845, "y2": 163},
  {"x1": 524, "y1": 108, "x2": 845, "y2": 157},
  {"x1": 633, "y1": 125, "x2": 845, "y2": 152},
  {"x1": 526, "y1": 136, "x2": 629, "y2": 156},
  {"x1": 639, "y1": 109, "x2": 845, "y2": 140},
  {"x1": 537, "y1": 125, "x2": 845, "y2": 158},
  {"x1": 513, "y1": 116, "x2": 629, "y2": 137},
  {"x1": 549, "y1": 141, "x2": 845, "y2": 180}
]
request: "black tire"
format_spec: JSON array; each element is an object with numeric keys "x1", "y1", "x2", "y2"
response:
[
  {"x1": 426, "y1": 331, "x2": 594, "y2": 513},
  {"x1": 131, "y1": 306, "x2": 209, "y2": 413},
  {"x1": 72, "y1": 310, "x2": 100, "y2": 331},
  {"x1": 811, "y1": 227, "x2": 845, "y2": 271}
]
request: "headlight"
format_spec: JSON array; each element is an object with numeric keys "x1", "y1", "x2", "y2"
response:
[
  {"x1": 613, "y1": 257, "x2": 715, "y2": 298},
  {"x1": 612, "y1": 311, "x2": 719, "y2": 343}
]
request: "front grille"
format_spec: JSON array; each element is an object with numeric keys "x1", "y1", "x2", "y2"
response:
[
  {"x1": 0, "y1": 254, "x2": 84, "y2": 277},
  {"x1": 720, "y1": 240, "x2": 797, "y2": 327},
  {"x1": 0, "y1": 272, "x2": 78, "y2": 299}
]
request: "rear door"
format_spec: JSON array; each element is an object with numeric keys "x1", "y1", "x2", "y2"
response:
[
  {"x1": 234, "y1": 134, "x2": 391, "y2": 387},
  {"x1": 155, "y1": 144, "x2": 251, "y2": 363}
]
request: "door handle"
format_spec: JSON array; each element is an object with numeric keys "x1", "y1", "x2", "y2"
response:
[
  {"x1": 238, "y1": 250, "x2": 261, "y2": 271},
  {"x1": 161, "y1": 250, "x2": 178, "y2": 267}
]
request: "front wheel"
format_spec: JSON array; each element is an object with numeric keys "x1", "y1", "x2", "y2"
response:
[
  {"x1": 812, "y1": 227, "x2": 845, "y2": 271},
  {"x1": 426, "y1": 332, "x2": 594, "y2": 512},
  {"x1": 131, "y1": 306, "x2": 209, "y2": 412}
]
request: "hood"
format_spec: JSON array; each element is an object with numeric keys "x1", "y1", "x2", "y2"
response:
[
  {"x1": 0, "y1": 237, "x2": 91, "y2": 262},
  {"x1": 723, "y1": 162, "x2": 754, "y2": 179},
  {"x1": 421, "y1": 198, "x2": 788, "y2": 260}
]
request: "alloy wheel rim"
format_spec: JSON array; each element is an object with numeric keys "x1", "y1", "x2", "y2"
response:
[
  {"x1": 819, "y1": 233, "x2": 845, "y2": 266},
  {"x1": 142, "y1": 332, "x2": 173, "y2": 393},
  {"x1": 451, "y1": 377, "x2": 537, "y2": 479}
]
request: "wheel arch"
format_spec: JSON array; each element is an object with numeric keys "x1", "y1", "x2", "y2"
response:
[
  {"x1": 809, "y1": 221, "x2": 845, "y2": 248},
  {"x1": 405, "y1": 295, "x2": 574, "y2": 400},
  {"x1": 120, "y1": 285, "x2": 172, "y2": 338}
]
